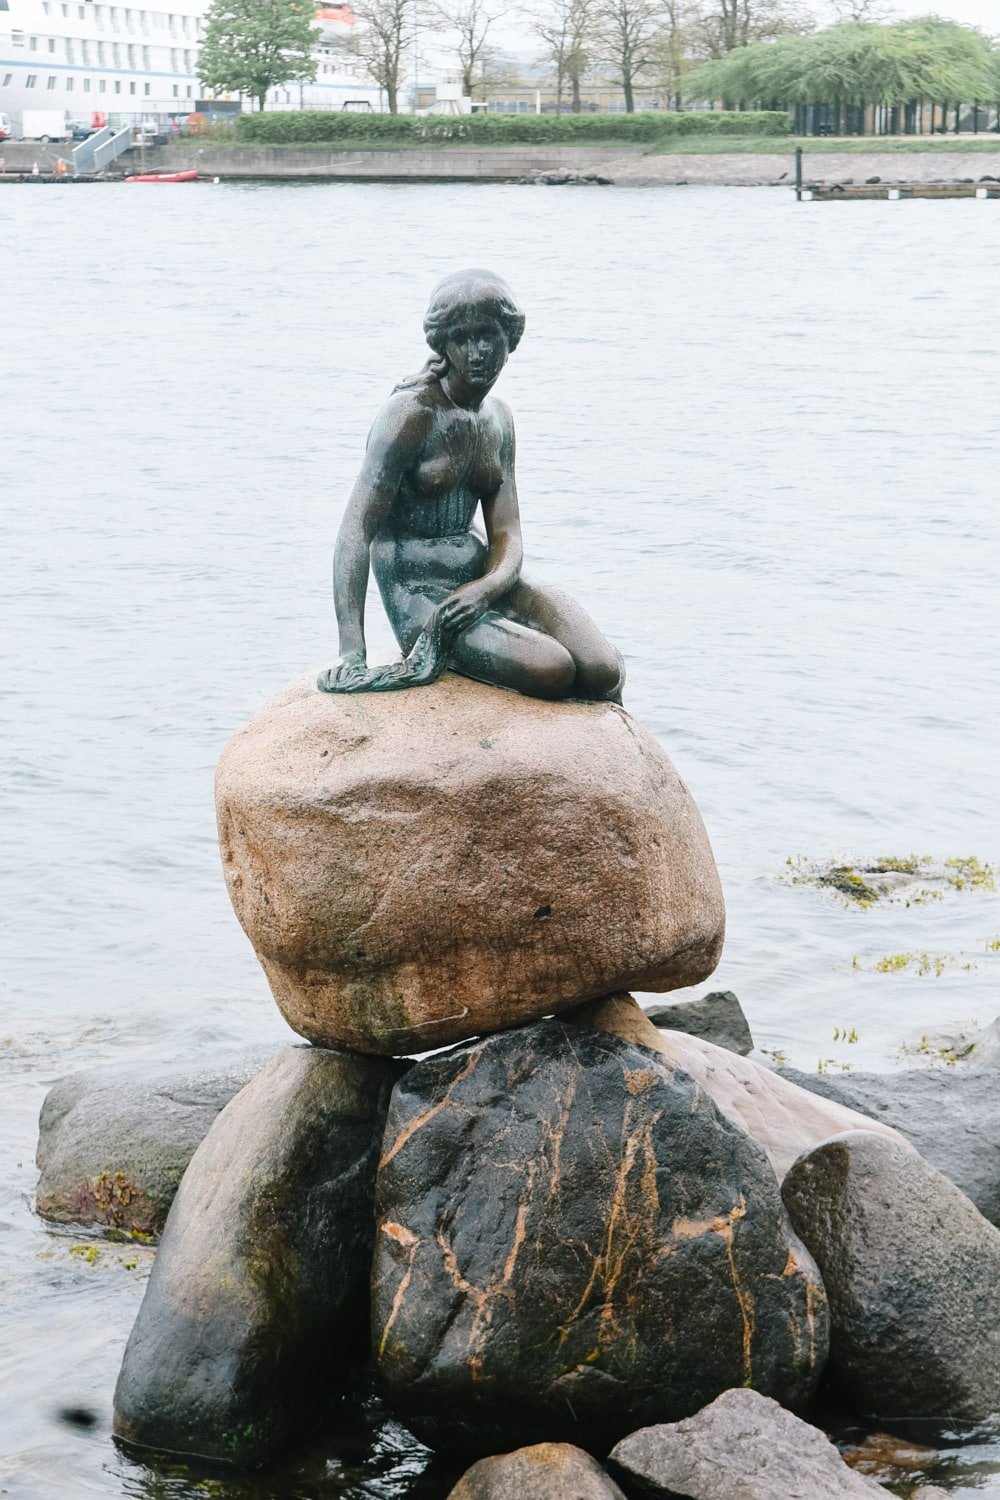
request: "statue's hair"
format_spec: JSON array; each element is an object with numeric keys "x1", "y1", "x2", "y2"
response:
[{"x1": 396, "y1": 269, "x2": 525, "y2": 391}]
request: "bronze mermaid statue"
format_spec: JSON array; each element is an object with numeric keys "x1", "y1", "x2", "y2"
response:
[{"x1": 318, "y1": 269, "x2": 624, "y2": 703}]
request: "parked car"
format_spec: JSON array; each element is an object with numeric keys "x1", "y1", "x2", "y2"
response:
[{"x1": 70, "y1": 120, "x2": 97, "y2": 140}]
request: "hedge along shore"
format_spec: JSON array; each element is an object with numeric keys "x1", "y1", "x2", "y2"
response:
[{"x1": 115, "y1": 141, "x2": 1000, "y2": 186}]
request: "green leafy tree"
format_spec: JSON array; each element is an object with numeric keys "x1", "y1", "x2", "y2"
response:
[
  {"x1": 687, "y1": 18, "x2": 998, "y2": 128},
  {"x1": 198, "y1": 0, "x2": 319, "y2": 113}
]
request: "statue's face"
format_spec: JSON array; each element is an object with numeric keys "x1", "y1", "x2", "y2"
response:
[{"x1": 444, "y1": 318, "x2": 509, "y2": 389}]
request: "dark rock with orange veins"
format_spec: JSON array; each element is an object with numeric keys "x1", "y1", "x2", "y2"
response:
[
  {"x1": 447, "y1": 1442, "x2": 627, "y2": 1498},
  {"x1": 372, "y1": 1022, "x2": 828, "y2": 1453},
  {"x1": 215, "y1": 673, "x2": 725, "y2": 1056},
  {"x1": 114, "y1": 1046, "x2": 402, "y2": 1466}
]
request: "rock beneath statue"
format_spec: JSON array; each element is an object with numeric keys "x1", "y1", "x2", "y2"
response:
[
  {"x1": 781, "y1": 1130, "x2": 1000, "y2": 1425},
  {"x1": 36, "y1": 1048, "x2": 275, "y2": 1237},
  {"x1": 216, "y1": 673, "x2": 725, "y2": 1055},
  {"x1": 779, "y1": 1066, "x2": 1000, "y2": 1226},
  {"x1": 609, "y1": 1388, "x2": 882, "y2": 1498},
  {"x1": 447, "y1": 1442, "x2": 627, "y2": 1499},
  {"x1": 372, "y1": 1021, "x2": 827, "y2": 1454},
  {"x1": 568, "y1": 995, "x2": 903, "y2": 1182},
  {"x1": 114, "y1": 1046, "x2": 402, "y2": 1465},
  {"x1": 643, "y1": 990, "x2": 753, "y2": 1055}
]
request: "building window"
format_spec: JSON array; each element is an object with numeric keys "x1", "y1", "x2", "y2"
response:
[
  {"x1": 62, "y1": 2, "x2": 68, "y2": 13},
  {"x1": 47, "y1": 74, "x2": 57, "y2": 86},
  {"x1": 26, "y1": 73, "x2": 37, "y2": 85},
  {"x1": 129, "y1": 79, "x2": 135, "y2": 92},
  {"x1": 11, "y1": 29, "x2": 24, "y2": 43},
  {"x1": 185, "y1": 83, "x2": 190, "y2": 96},
  {"x1": 42, "y1": 0, "x2": 50, "y2": 11},
  {"x1": 172, "y1": 82, "x2": 177, "y2": 95},
  {"x1": 66, "y1": 75, "x2": 74, "y2": 88},
  {"x1": 48, "y1": 35, "x2": 56, "y2": 49},
  {"x1": 99, "y1": 76, "x2": 105, "y2": 89},
  {"x1": 1, "y1": 72, "x2": 11, "y2": 85},
  {"x1": 29, "y1": 34, "x2": 38, "y2": 47},
  {"x1": 143, "y1": 80, "x2": 149, "y2": 93},
  {"x1": 78, "y1": 4, "x2": 84, "y2": 14},
  {"x1": 83, "y1": 76, "x2": 90, "y2": 88},
  {"x1": 114, "y1": 78, "x2": 120, "y2": 91}
]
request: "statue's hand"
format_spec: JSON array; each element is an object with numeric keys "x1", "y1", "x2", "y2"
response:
[
  {"x1": 317, "y1": 651, "x2": 371, "y2": 694},
  {"x1": 438, "y1": 580, "x2": 492, "y2": 637}
]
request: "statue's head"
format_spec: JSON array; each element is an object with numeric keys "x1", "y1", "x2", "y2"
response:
[{"x1": 423, "y1": 269, "x2": 525, "y2": 360}]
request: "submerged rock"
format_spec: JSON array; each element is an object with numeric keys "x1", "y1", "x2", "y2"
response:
[
  {"x1": 569, "y1": 995, "x2": 902, "y2": 1181},
  {"x1": 373, "y1": 1021, "x2": 827, "y2": 1453},
  {"x1": 36, "y1": 1048, "x2": 275, "y2": 1237},
  {"x1": 643, "y1": 989, "x2": 753, "y2": 1055},
  {"x1": 609, "y1": 1388, "x2": 882, "y2": 1498},
  {"x1": 215, "y1": 673, "x2": 724, "y2": 1055},
  {"x1": 967, "y1": 1017, "x2": 1000, "y2": 1067},
  {"x1": 782, "y1": 1130, "x2": 1000, "y2": 1425},
  {"x1": 779, "y1": 1066, "x2": 1000, "y2": 1226},
  {"x1": 114, "y1": 1045, "x2": 401, "y2": 1465},
  {"x1": 447, "y1": 1442, "x2": 626, "y2": 1498}
]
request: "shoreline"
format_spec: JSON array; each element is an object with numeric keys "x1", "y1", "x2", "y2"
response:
[{"x1": 4, "y1": 138, "x2": 1000, "y2": 185}]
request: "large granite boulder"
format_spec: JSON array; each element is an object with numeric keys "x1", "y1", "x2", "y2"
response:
[
  {"x1": 780, "y1": 1066, "x2": 1000, "y2": 1226},
  {"x1": 782, "y1": 1131, "x2": 1000, "y2": 1425},
  {"x1": 569, "y1": 995, "x2": 902, "y2": 1182},
  {"x1": 609, "y1": 1389, "x2": 882, "y2": 1498},
  {"x1": 372, "y1": 1021, "x2": 828, "y2": 1453},
  {"x1": 114, "y1": 1046, "x2": 401, "y2": 1465},
  {"x1": 36, "y1": 1048, "x2": 275, "y2": 1237},
  {"x1": 447, "y1": 1443, "x2": 627, "y2": 1499},
  {"x1": 216, "y1": 673, "x2": 724, "y2": 1055}
]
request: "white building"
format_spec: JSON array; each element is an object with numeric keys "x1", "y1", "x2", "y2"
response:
[
  {"x1": 0, "y1": 0, "x2": 207, "y2": 129},
  {"x1": 0, "y1": 0, "x2": 380, "y2": 134},
  {"x1": 260, "y1": 1, "x2": 381, "y2": 112}
]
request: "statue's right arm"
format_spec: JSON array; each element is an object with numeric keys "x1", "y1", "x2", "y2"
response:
[{"x1": 333, "y1": 395, "x2": 428, "y2": 666}]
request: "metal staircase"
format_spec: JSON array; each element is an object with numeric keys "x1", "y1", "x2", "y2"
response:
[{"x1": 72, "y1": 123, "x2": 133, "y2": 175}]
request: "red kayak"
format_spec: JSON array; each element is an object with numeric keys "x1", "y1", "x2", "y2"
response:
[{"x1": 125, "y1": 170, "x2": 199, "y2": 183}]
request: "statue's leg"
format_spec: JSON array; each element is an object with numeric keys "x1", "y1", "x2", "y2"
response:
[
  {"x1": 450, "y1": 611, "x2": 576, "y2": 700},
  {"x1": 504, "y1": 579, "x2": 625, "y2": 703}
]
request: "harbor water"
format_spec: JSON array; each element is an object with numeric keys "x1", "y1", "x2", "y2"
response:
[{"x1": 1, "y1": 180, "x2": 999, "y2": 1497}]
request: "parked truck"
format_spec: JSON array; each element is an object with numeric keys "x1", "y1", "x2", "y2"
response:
[{"x1": 18, "y1": 111, "x2": 70, "y2": 142}]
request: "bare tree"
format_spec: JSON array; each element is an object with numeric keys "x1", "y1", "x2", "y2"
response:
[
  {"x1": 435, "y1": 0, "x2": 506, "y2": 97},
  {"x1": 696, "y1": 0, "x2": 811, "y2": 59},
  {"x1": 826, "y1": 0, "x2": 891, "y2": 19},
  {"x1": 649, "y1": 0, "x2": 696, "y2": 108},
  {"x1": 532, "y1": 0, "x2": 595, "y2": 113},
  {"x1": 593, "y1": 0, "x2": 665, "y2": 113},
  {"x1": 350, "y1": 0, "x2": 417, "y2": 112}
]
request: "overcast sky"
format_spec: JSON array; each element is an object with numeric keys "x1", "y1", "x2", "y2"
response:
[{"x1": 886, "y1": 0, "x2": 998, "y2": 27}]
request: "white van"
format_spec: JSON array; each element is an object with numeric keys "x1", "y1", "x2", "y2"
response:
[{"x1": 19, "y1": 110, "x2": 70, "y2": 143}]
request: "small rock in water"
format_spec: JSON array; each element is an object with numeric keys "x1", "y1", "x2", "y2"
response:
[
  {"x1": 36, "y1": 1047, "x2": 276, "y2": 1237},
  {"x1": 447, "y1": 1442, "x2": 626, "y2": 1498},
  {"x1": 114, "y1": 1045, "x2": 402, "y2": 1465},
  {"x1": 643, "y1": 989, "x2": 754, "y2": 1055},
  {"x1": 608, "y1": 1388, "x2": 882, "y2": 1497},
  {"x1": 841, "y1": 1429, "x2": 939, "y2": 1479},
  {"x1": 966, "y1": 1016, "x2": 1000, "y2": 1067},
  {"x1": 782, "y1": 1130, "x2": 1000, "y2": 1425},
  {"x1": 779, "y1": 1067, "x2": 1000, "y2": 1226},
  {"x1": 373, "y1": 1020, "x2": 827, "y2": 1453}
]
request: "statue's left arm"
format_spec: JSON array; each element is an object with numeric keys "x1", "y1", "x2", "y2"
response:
[{"x1": 437, "y1": 404, "x2": 522, "y2": 638}]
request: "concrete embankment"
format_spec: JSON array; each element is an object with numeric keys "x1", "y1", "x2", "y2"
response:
[{"x1": 4, "y1": 139, "x2": 1000, "y2": 186}]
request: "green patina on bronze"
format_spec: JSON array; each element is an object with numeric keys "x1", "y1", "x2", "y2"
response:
[{"x1": 318, "y1": 270, "x2": 623, "y2": 704}]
